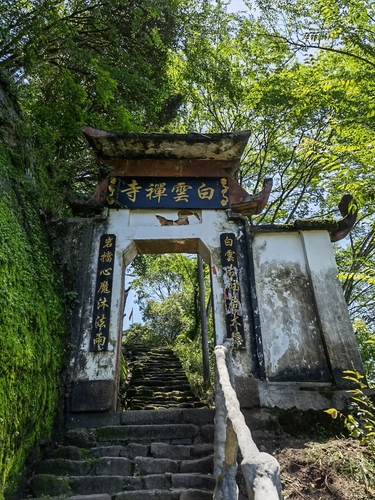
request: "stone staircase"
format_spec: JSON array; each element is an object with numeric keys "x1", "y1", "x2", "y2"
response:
[
  {"x1": 26, "y1": 409, "x2": 215, "y2": 499},
  {"x1": 121, "y1": 345, "x2": 206, "y2": 410}
]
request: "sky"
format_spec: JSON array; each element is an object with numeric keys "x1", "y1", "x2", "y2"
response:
[{"x1": 227, "y1": 0, "x2": 248, "y2": 12}]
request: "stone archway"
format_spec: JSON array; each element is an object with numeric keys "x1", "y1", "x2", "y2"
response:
[{"x1": 66, "y1": 128, "x2": 364, "y2": 418}]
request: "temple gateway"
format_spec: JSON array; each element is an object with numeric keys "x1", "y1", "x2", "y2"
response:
[{"x1": 63, "y1": 128, "x2": 363, "y2": 415}]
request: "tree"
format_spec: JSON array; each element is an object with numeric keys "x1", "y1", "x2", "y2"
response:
[
  {"x1": 1, "y1": 0, "x2": 185, "y2": 213},
  {"x1": 167, "y1": 0, "x2": 375, "y2": 354},
  {"x1": 128, "y1": 253, "x2": 211, "y2": 342},
  {"x1": 247, "y1": 0, "x2": 375, "y2": 353},
  {"x1": 252, "y1": 0, "x2": 375, "y2": 68}
]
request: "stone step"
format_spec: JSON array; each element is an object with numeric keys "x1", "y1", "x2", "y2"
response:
[
  {"x1": 127, "y1": 353, "x2": 177, "y2": 358},
  {"x1": 131, "y1": 403, "x2": 201, "y2": 410},
  {"x1": 30, "y1": 475, "x2": 126, "y2": 497},
  {"x1": 133, "y1": 402, "x2": 207, "y2": 409},
  {"x1": 128, "y1": 385, "x2": 192, "y2": 392},
  {"x1": 133, "y1": 368, "x2": 185, "y2": 375},
  {"x1": 180, "y1": 455, "x2": 213, "y2": 474},
  {"x1": 122, "y1": 345, "x2": 204, "y2": 412},
  {"x1": 115, "y1": 491, "x2": 175, "y2": 500},
  {"x1": 128, "y1": 391, "x2": 193, "y2": 398},
  {"x1": 130, "y1": 380, "x2": 191, "y2": 388},
  {"x1": 133, "y1": 359, "x2": 182, "y2": 364},
  {"x1": 52, "y1": 444, "x2": 149, "y2": 461},
  {"x1": 143, "y1": 373, "x2": 187, "y2": 377},
  {"x1": 132, "y1": 371, "x2": 188, "y2": 377},
  {"x1": 129, "y1": 395, "x2": 197, "y2": 403},
  {"x1": 126, "y1": 347, "x2": 174, "y2": 352},
  {"x1": 65, "y1": 424, "x2": 199, "y2": 447},
  {"x1": 38, "y1": 457, "x2": 134, "y2": 476},
  {"x1": 50, "y1": 441, "x2": 212, "y2": 463},
  {"x1": 126, "y1": 389, "x2": 194, "y2": 397},
  {"x1": 116, "y1": 489, "x2": 213, "y2": 499},
  {"x1": 30, "y1": 474, "x2": 215, "y2": 498},
  {"x1": 35, "y1": 454, "x2": 213, "y2": 478},
  {"x1": 27, "y1": 407, "x2": 215, "y2": 499},
  {"x1": 128, "y1": 383, "x2": 191, "y2": 390},
  {"x1": 24, "y1": 496, "x2": 113, "y2": 500},
  {"x1": 132, "y1": 367, "x2": 187, "y2": 380},
  {"x1": 64, "y1": 409, "x2": 214, "y2": 430},
  {"x1": 129, "y1": 402, "x2": 197, "y2": 409},
  {"x1": 121, "y1": 409, "x2": 215, "y2": 426},
  {"x1": 129, "y1": 400, "x2": 197, "y2": 406},
  {"x1": 135, "y1": 457, "x2": 179, "y2": 475},
  {"x1": 134, "y1": 455, "x2": 213, "y2": 476},
  {"x1": 131, "y1": 358, "x2": 181, "y2": 365}
]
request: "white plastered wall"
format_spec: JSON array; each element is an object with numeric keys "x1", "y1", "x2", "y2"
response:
[
  {"x1": 73, "y1": 209, "x2": 251, "y2": 383},
  {"x1": 252, "y1": 230, "x2": 363, "y2": 385}
]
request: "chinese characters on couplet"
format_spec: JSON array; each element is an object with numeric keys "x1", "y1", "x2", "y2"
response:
[
  {"x1": 220, "y1": 233, "x2": 245, "y2": 349},
  {"x1": 89, "y1": 234, "x2": 116, "y2": 351},
  {"x1": 106, "y1": 177, "x2": 230, "y2": 209}
]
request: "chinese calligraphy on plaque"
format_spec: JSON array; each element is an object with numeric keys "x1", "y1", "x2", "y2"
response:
[
  {"x1": 221, "y1": 233, "x2": 245, "y2": 348},
  {"x1": 106, "y1": 177, "x2": 230, "y2": 209},
  {"x1": 90, "y1": 234, "x2": 116, "y2": 351}
]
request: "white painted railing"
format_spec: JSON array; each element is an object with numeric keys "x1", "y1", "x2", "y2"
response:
[{"x1": 213, "y1": 343, "x2": 282, "y2": 500}]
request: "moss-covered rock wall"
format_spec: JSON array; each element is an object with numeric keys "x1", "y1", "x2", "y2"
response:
[{"x1": 0, "y1": 81, "x2": 66, "y2": 496}]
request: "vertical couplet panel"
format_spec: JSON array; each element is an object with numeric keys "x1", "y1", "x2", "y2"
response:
[
  {"x1": 90, "y1": 234, "x2": 116, "y2": 351},
  {"x1": 220, "y1": 233, "x2": 245, "y2": 348}
]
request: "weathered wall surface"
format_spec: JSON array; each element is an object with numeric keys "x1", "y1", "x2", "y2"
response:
[
  {"x1": 48, "y1": 217, "x2": 95, "y2": 406},
  {"x1": 251, "y1": 230, "x2": 364, "y2": 389},
  {"x1": 66, "y1": 214, "x2": 365, "y2": 413}
]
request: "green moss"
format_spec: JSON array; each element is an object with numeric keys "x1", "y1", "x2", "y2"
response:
[
  {"x1": 0, "y1": 140, "x2": 66, "y2": 496},
  {"x1": 318, "y1": 386, "x2": 337, "y2": 399},
  {"x1": 31, "y1": 474, "x2": 71, "y2": 497}
]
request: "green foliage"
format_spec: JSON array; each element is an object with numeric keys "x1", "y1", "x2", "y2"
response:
[
  {"x1": 1, "y1": 0, "x2": 185, "y2": 214},
  {"x1": 130, "y1": 254, "x2": 208, "y2": 341},
  {"x1": 120, "y1": 353, "x2": 127, "y2": 382},
  {"x1": 122, "y1": 323, "x2": 168, "y2": 347},
  {"x1": 173, "y1": 334, "x2": 214, "y2": 405},
  {"x1": 334, "y1": 222, "x2": 375, "y2": 362},
  {"x1": 0, "y1": 133, "x2": 66, "y2": 495},
  {"x1": 325, "y1": 370, "x2": 375, "y2": 444},
  {"x1": 170, "y1": 0, "x2": 375, "y2": 353},
  {"x1": 142, "y1": 293, "x2": 194, "y2": 343},
  {"x1": 352, "y1": 319, "x2": 375, "y2": 382},
  {"x1": 126, "y1": 253, "x2": 214, "y2": 402}
]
